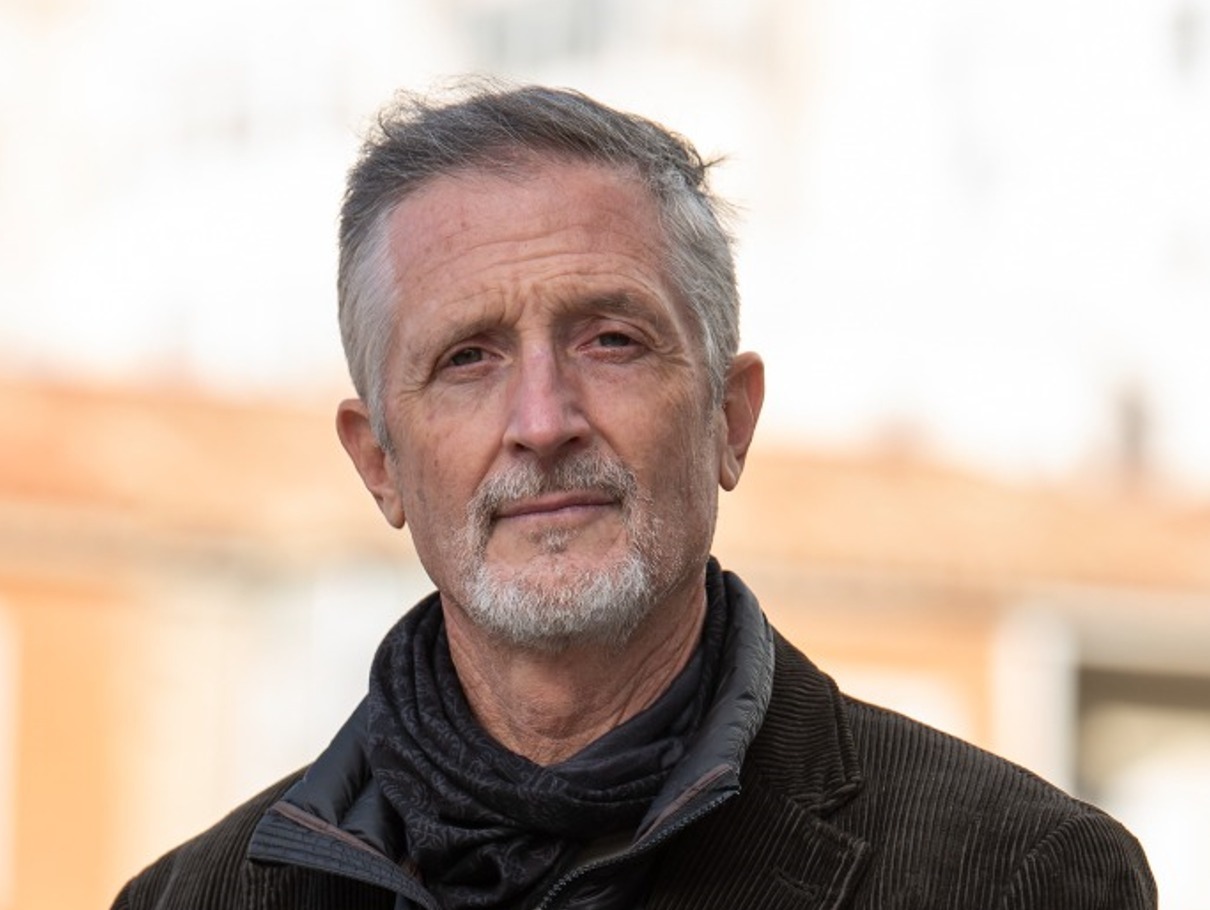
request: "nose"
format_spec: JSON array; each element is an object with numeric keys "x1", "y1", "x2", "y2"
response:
[{"x1": 502, "y1": 346, "x2": 591, "y2": 459}]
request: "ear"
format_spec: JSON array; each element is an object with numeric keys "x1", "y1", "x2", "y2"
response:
[
  {"x1": 717, "y1": 352, "x2": 764, "y2": 491},
  {"x1": 335, "y1": 398, "x2": 406, "y2": 529}
]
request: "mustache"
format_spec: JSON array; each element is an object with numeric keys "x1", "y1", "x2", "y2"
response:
[{"x1": 467, "y1": 452, "x2": 639, "y2": 525}]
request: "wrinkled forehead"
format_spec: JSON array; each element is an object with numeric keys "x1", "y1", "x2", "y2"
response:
[
  {"x1": 383, "y1": 158, "x2": 674, "y2": 301},
  {"x1": 390, "y1": 152, "x2": 664, "y2": 236}
]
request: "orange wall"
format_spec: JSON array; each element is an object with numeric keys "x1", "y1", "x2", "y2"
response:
[{"x1": 4, "y1": 578, "x2": 152, "y2": 910}]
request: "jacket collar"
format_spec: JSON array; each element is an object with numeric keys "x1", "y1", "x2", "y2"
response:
[
  {"x1": 247, "y1": 701, "x2": 439, "y2": 908},
  {"x1": 632, "y1": 561, "x2": 776, "y2": 838}
]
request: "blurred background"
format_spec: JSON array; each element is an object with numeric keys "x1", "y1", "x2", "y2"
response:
[{"x1": 2, "y1": 0, "x2": 1209, "y2": 907}]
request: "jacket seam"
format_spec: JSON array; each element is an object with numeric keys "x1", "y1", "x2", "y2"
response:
[{"x1": 993, "y1": 809, "x2": 1102, "y2": 910}]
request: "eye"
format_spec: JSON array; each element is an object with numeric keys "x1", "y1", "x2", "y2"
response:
[
  {"x1": 447, "y1": 347, "x2": 485, "y2": 367},
  {"x1": 596, "y1": 331, "x2": 635, "y2": 348}
]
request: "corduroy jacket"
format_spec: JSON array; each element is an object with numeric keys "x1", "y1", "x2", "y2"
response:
[{"x1": 113, "y1": 622, "x2": 1155, "y2": 910}]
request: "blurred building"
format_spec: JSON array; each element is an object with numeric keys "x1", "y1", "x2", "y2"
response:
[{"x1": 2, "y1": 376, "x2": 1209, "y2": 909}]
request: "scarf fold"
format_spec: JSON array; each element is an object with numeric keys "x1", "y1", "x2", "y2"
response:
[{"x1": 366, "y1": 569, "x2": 728, "y2": 910}]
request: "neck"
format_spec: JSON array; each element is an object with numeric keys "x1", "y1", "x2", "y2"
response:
[{"x1": 443, "y1": 581, "x2": 707, "y2": 766}]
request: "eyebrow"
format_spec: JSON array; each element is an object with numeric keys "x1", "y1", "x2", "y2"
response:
[
  {"x1": 570, "y1": 288, "x2": 683, "y2": 328},
  {"x1": 411, "y1": 312, "x2": 504, "y2": 362},
  {"x1": 409, "y1": 288, "x2": 675, "y2": 365},
  {"x1": 579, "y1": 291, "x2": 655, "y2": 320}
]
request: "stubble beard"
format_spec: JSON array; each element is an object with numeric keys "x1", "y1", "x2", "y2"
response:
[{"x1": 454, "y1": 452, "x2": 665, "y2": 653}]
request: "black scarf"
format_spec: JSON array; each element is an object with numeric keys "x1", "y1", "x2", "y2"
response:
[{"x1": 366, "y1": 570, "x2": 728, "y2": 910}]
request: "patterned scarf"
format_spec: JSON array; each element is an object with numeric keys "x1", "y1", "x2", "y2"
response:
[{"x1": 366, "y1": 572, "x2": 727, "y2": 910}]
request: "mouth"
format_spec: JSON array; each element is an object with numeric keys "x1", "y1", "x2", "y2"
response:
[{"x1": 493, "y1": 490, "x2": 619, "y2": 522}]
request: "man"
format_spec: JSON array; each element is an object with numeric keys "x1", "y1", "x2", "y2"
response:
[{"x1": 114, "y1": 85, "x2": 1156, "y2": 909}]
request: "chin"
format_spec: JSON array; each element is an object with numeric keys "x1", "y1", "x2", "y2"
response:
[{"x1": 462, "y1": 549, "x2": 656, "y2": 652}]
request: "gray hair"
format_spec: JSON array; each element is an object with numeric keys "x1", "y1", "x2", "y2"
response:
[{"x1": 337, "y1": 83, "x2": 740, "y2": 446}]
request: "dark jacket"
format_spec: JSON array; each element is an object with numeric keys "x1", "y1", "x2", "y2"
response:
[{"x1": 113, "y1": 602, "x2": 1155, "y2": 909}]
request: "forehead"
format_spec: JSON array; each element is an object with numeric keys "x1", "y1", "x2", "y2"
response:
[{"x1": 382, "y1": 159, "x2": 674, "y2": 311}]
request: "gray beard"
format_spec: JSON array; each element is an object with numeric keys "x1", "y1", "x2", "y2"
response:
[
  {"x1": 454, "y1": 453, "x2": 661, "y2": 652},
  {"x1": 464, "y1": 547, "x2": 654, "y2": 652}
]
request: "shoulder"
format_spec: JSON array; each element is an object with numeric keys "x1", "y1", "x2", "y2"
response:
[
  {"x1": 760, "y1": 633, "x2": 1157, "y2": 908},
  {"x1": 843, "y1": 691, "x2": 1067, "y2": 807},
  {"x1": 839, "y1": 695, "x2": 1155, "y2": 907},
  {"x1": 841, "y1": 690, "x2": 1098, "y2": 832},
  {"x1": 112, "y1": 770, "x2": 304, "y2": 910}
]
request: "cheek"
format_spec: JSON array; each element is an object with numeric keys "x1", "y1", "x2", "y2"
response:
[
  {"x1": 610, "y1": 390, "x2": 720, "y2": 500},
  {"x1": 394, "y1": 415, "x2": 496, "y2": 536}
]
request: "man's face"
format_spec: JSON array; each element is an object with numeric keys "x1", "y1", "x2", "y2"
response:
[{"x1": 338, "y1": 159, "x2": 760, "y2": 650}]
